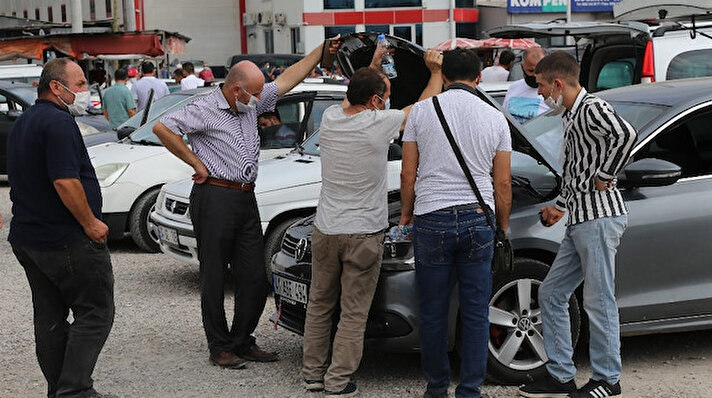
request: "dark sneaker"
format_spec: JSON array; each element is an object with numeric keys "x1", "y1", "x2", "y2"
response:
[
  {"x1": 304, "y1": 379, "x2": 324, "y2": 392},
  {"x1": 519, "y1": 372, "x2": 577, "y2": 397},
  {"x1": 241, "y1": 343, "x2": 278, "y2": 362},
  {"x1": 325, "y1": 382, "x2": 358, "y2": 397},
  {"x1": 568, "y1": 379, "x2": 621, "y2": 398}
]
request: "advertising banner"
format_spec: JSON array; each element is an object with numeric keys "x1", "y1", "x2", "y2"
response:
[{"x1": 507, "y1": 0, "x2": 622, "y2": 13}]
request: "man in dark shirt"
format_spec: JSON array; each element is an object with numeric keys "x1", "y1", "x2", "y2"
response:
[{"x1": 7, "y1": 58, "x2": 115, "y2": 398}]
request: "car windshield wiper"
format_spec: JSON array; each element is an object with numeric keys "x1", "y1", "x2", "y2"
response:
[
  {"x1": 295, "y1": 142, "x2": 305, "y2": 156},
  {"x1": 512, "y1": 175, "x2": 544, "y2": 200},
  {"x1": 132, "y1": 139, "x2": 163, "y2": 146}
]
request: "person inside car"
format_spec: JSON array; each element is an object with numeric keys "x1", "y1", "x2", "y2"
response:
[
  {"x1": 503, "y1": 47, "x2": 549, "y2": 124},
  {"x1": 258, "y1": 109, "x2": 297, "y2": 148}
]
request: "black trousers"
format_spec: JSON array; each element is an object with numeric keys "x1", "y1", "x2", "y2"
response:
[
  {"x1": 12, "y1": 233, "x2": 115, "y2": 398},
  {"x1": 190, "y1": 184, "x2": 268, "y2": 355}
]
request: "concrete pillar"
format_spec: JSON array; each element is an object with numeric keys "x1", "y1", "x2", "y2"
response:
[{"x1": 71, "y1": 0, "x2": 83, "y2": 33}]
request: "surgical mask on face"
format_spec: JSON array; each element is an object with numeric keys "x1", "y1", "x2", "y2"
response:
[
  {"x1": 524, "y1": 73, "x2": 538, "y2": 88},
  {"x1": 57, "y1": 82, "x2": 90, "y2": 116},
  {"x1": 376, "y1": 95, "x2": 390, "y2": 110},
  {"x1": 236, "y1": 87, "x2": 259, "y2": 113},
  {"x1": 544, "y1": 86, "x2": 565, "y2": 116}
]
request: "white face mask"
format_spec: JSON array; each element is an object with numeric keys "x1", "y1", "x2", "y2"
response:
[
  {"x1": 57, "y1": 82, "x2": 90, "y2": 116},
  {"x1": 544, "y1": 86, "x2": 565, "y2": 116},
  {"x1": 236, "y1": 87, "x2": 259, "y2": 113},
  {"x1": 376, "y1": 95, "x2": 390, "y2": 111}
]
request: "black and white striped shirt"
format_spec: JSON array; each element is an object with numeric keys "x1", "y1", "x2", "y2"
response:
[{"x1": 554, "y1": 88, "x2": 637, "y2": 225}]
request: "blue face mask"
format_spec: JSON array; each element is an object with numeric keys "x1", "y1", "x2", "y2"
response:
[{"x1": 376, "y1": 95, "x2": 391, "y2": 110}]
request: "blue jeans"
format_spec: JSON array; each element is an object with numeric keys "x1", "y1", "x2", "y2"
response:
[
  {"x1": 414, "y1": 207, "x2": 493, "y2": 398},
  {"x1": 540, "y1": 215, "x2": 628, "y2": 385}
]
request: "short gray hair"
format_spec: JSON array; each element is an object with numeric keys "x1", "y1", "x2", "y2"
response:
[{"x1": 38, "y1": 58, "x2": 74, "y2": 96}]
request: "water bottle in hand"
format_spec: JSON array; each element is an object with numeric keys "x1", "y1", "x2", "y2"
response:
[
  {"x1": 388, "y1": 224, "x2": 412, "y2": 241},
  {"x1": 377, "y1": 34, "x2": 398, "y2": 79}
]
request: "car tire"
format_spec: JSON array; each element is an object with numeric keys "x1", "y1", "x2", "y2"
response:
[
  {"x1": 264, "y1": 217, "x2": 303, "y2": 284},
  {"x1": 129, "y1": 188, "x2": 161, "y2": 253},
  {"x1": 485, "y1": 257, "x2": 580, "y2": 385}
]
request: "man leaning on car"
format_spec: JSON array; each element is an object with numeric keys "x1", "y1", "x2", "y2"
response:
[{"x1": 152, "y1": 37, "x2": 342, "y2": 370}]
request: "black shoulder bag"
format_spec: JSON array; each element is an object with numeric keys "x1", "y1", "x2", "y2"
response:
[{"x1": 432, "y1": 95, "x2": 513, "y2": 274}]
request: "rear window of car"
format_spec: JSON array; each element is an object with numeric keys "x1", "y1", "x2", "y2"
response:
[
  {"x1": 596, "y1": 57, "x2": 637, "y2": 91},
  {"x1": 666, "y1": 49, "x2": 712, "y2": 80}
]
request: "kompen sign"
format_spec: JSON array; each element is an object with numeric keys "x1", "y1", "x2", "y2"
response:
[{"x1": 508, "y1": 0, "x2": 622, "y2": 13}]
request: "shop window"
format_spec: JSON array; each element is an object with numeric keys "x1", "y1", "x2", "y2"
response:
[
  {"x1": 324, "y1": 0, "x2": 355, "y2": 9},
  {"x1": 366, "y1": 0, "x2": 422, "y2": 7}
]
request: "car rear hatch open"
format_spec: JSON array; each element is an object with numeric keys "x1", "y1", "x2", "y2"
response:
[
  {"x1": 487, "y1": 22, "x2": 651, "y2": 92},
  {"x1": 334, "y1": 32, "x2": 562, "y2": 179}
]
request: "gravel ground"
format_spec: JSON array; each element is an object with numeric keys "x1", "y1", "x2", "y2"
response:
[{"x1": 1, "y1": 182, "x2": 712, "y2": 398}]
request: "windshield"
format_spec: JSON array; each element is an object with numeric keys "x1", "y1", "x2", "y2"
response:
[
  {"x1": 118, "y1": 91, "x2": 200, "y2": 131},
  {"x1": 11, "y1": 86, "x2": 38, "y2": 106},
  {"x1": 302, "y1": 128, "x2": 321, "y2": 156},
  {"x1": 128, "y1": 92, "x2": 211, "y2": 144},
  {"x1": 522, "y1": 101, "x2": 669, "y2": 163}
]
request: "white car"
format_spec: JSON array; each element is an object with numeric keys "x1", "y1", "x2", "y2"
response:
[
  {"x1": 89, "y1": 80, "x2": 347, "y2": 252},
  {"x1": 150, "y1": 130, "x2": 403, "y2": 268},
  {"x1": 151, "y1": 85, "x2": 510, "y2": 270}
]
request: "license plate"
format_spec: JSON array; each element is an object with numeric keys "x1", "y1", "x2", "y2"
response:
[
  {"x1": 158, "y1": 226, "x2": 178, "y2": 245},
  {"x1": 273, "y1": 274, "x2": 308, "y2": 305}
]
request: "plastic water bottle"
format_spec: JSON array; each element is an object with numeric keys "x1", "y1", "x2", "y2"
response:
[
  {"x1": 377, "y1": 34, "x2": 398, "y2": 79},
  {"x1": 388, "y1": 224, "x2": 412, "y2": 241}
]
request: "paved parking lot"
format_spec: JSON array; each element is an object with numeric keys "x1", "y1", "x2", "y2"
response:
[{"x1": 1, "y1": 183, "x2": 711, "y2": 397}]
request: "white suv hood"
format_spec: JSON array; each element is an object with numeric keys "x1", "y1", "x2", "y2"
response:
[
  {"x1": 88, "y1": 141, "x2": 168, "y2": 166},
  {"x1": 161, "y1": 151, "x2": 322, "y2": 198}
]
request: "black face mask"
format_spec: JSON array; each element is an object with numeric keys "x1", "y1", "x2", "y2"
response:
[{"x1": 524, "y1": 73, "x2": 538, "y2": 88}]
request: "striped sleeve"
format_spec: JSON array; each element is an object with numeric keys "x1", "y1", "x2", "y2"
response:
[
  {"x1": 587, "y1": 101, "x2": 637, "y2": 182},
  {"x1": 160, "y1": 101, "x2": 205, "y2": 136}
]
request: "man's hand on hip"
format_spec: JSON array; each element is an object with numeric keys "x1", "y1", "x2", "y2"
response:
[
  {"x1": 85, "y1": 218, "x2": 109, "y2": 242},
  {"x1": 594, "y1": 176, "x2": 613, "y2": 191},
  {"x1": 192, "y1": 161, "x2": 209, "y2": 184}
]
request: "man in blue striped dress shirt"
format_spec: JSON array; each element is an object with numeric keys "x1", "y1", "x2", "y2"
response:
[
  {"x1": 519, "y1": 52, "x2": 637, "y2": 398},
  {"x1": 153, "y1": 39, "x2": 341, "y2": 369}
]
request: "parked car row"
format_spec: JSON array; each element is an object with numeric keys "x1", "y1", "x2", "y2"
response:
[{"x1": 148, "y1": 32, "x2": 712, "y2": 386}]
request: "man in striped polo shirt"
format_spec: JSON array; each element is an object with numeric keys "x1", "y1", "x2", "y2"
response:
[
  {"x1": 519, "y1": 52, "x2": 636, "y2": 398},
  {"x1": 153, "y1": 39, "x2": 341, "y2": 370}
]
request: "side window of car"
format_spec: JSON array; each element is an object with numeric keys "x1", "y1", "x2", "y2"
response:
[
  {"x1": 306, "y1": 99, "x2": 340, "y2": 138},
  {"x1": 0, "y1": 94, "x2": 9, "y2": 114},
  {"x1": 258, "y1": 100, "x2": 306, "y2": 149},
  {"x1": 666, "y1": 49, "x2": 712, "y2": 81},
  {"x1": 634, "y1": 110, "x2": 712, "y2": 178},
  {"x1": 596, "y1": 57, "x2": 636, "y2": 91}
]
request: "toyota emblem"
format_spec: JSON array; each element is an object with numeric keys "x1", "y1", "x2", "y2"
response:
[{"x1": 295, "y1": 238, "x2": 308, "y2": 261}]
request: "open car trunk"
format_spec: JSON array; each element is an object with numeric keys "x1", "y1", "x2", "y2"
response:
[{"x1": 334, "y1": 32, "x2": 563, "y2": 179}]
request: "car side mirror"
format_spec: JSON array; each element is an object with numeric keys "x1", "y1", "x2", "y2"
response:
[
  {"x1": 7, "y1": 109, "x2": 22, "y2": 120},
  {"x1": 116, "y1": 125, "x2": 136, "y2": 140},
  {"x1": 617, "y1": 158, "x2": 682, "y2": 189}
]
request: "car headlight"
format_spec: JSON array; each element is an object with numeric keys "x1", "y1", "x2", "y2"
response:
[
  {"x1": 94, "y1": 163, "x2": 129, "y2": 187},
  {"x1": 381, "y1": 241, "x2": 415, "y2": 271}
]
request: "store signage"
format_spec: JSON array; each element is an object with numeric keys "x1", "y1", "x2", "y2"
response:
[{"x1": 507, "y1": 0, "x2": 622, "y2": 13}]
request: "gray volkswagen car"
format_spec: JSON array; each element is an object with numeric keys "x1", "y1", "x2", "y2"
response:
[{"x1": 270, "y1": 34, "x2": 712, "y2": 386}]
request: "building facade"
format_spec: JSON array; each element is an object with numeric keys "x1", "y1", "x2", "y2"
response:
[{"x1": 243, "y1": 0, "x2": 479, "y2": 55}]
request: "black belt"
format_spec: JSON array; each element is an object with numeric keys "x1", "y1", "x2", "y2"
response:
[{"x1": 437, "y1": 203, "x2": 484, "y2": 213}]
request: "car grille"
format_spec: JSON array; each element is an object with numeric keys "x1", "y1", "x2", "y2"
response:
[
  {"x1": 282, "y1": 233, "x2": 300, "y2": 257},
  {"x1": 165, "y1": 198, "x2": 189, "y2": 215}
]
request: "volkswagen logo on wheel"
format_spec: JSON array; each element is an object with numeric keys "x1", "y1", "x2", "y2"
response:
[{"x1": 295, "y1": 238, "x2": 309, "y2": 262}]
